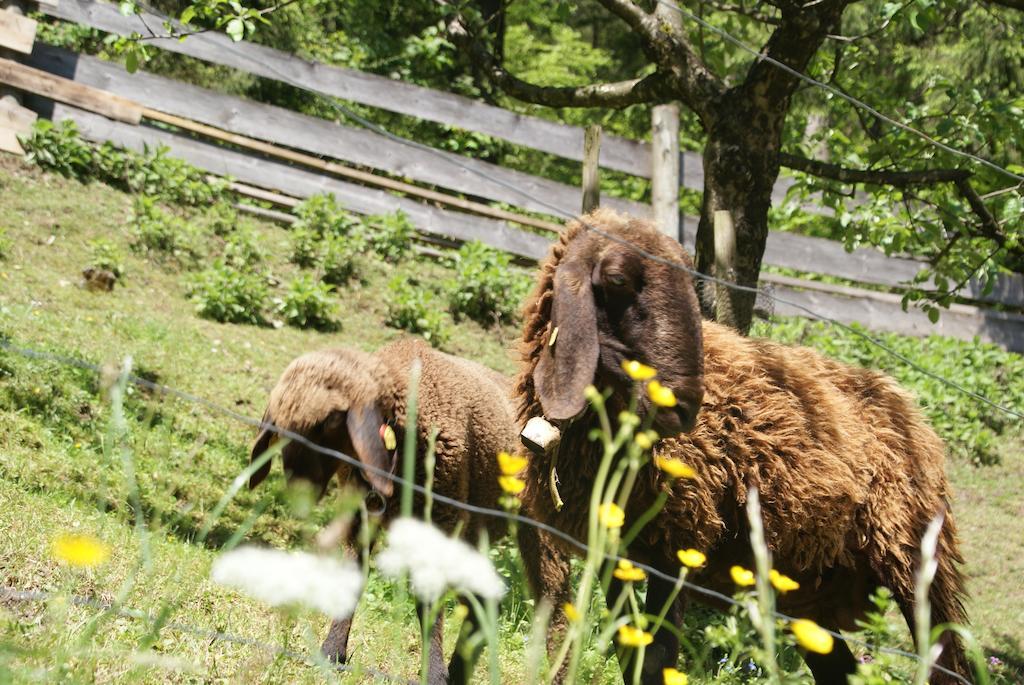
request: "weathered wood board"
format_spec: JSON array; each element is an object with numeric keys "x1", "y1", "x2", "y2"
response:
[{"x1": 0, "y1": 8, "x2": 36, "y2": 55}]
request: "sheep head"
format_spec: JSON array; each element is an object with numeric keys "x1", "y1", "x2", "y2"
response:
[
  {"x1": 249, "y1": 348, "x2": 399, "y2": 498},
  {"x1": 528, "y1": 209, "x2": 704, "y2": 436}
]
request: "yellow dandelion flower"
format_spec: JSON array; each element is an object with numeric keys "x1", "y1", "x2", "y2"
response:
[
  {"x1": 598, "y1": 502, "x2": 625, "y2": 529},
  {"x1": 647, "y1": 381, "x2": 677, "y2": 408},
  {"x1": 563, "y1": 602, "x2": 580, "y2": 622},
  {"x1": 676, "y1": 548, "x2": 706, "y2": 568},
  {"x1": 663, "y1": 668, "x2": 689, "y2": 685},
  {"x1": 53, "y1": 534, "x2": 110, "y2": 568},
  {"x1": 497, "y1": 451, "x2": 528, "y2": 476},
  {"x1": 635, "y1": 432, "x2": 653, "y2": 450},
  {"x1": 583, "y1": 385, "x2": 601, "y2": 403},
  {"x1": 613, "y1": 559, "x2": 647, "y2": 582},
  {"x1": 730, "y1": 565, "x2": 755, "y2": 587},
  {"x1": 770, "y1": 569, "x2": 800, "y2": 593},
  {"x1": 617, "y1": 624, "x2": 654, "y2": 647},
  {"x1": 621, "y1": 360, "x2": 657, "y2": 381},
  {"x1": 498, "y1": 476, "x2": 525, "y2": 495},
  {"x1": 791, "y1": 619, "x2": 834, "y2": 654},
  {"x1": 453, "y1": 604, "x2": 470, "y2": 620},
  {"x1": 654, "y1": 456, "x2": 696, "y2": 480}
]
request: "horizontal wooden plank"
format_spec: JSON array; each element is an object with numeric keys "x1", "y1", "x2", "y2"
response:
[
  {"x1": 766, "y1": 277, "x2": 1024, "y2": 352},
  {"x1": 46, "y1": 102, "x2": 552, "y2": 260},
  {"x1": 0, "y1": 55, "x2": 141, "y2": 123},
  {"x1": 26, "y1": 44, "x2": 651, "y2": 223},
  {"x1": 0, "y1": 7, "x2": 36, "y2": 55}
]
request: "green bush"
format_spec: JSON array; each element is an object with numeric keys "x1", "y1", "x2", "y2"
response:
[
  {"x1": 203, "y1": 201, "x2": 240, "y2": 236},
  {"x1": 447, "y1": 240, "x2": 529, "y2": 326},
  {"x1": 365, "y1": 210, "x2": 414, "y2": 263},
  {"x1": 22, "y1": 120, "x2": 227, "y2": 205},
  {"x1": 128, "y1": 197, "x2": 203, "y2": 266},
  {"x1": 385, "y1": 275, "x2": 448, "y2": 344},
  {"x1": 188, "y1": 260, "x2": 269, "y2": 325},
  {"x1": 320, "y1": 232, "x2": 363, "y2": 286},
  {"x1": 275, "y1": 274, "x2": 339, "y2": 330},
  {"x1": 289, "y1": 227, "x2": 320, "y2": 268},
  {"x1": 222, "y1": 227, "x2": 265, "y2": 268},
  {"x1": 87, "y1": 238, "x2": 126, "y2": 278},
  {"x1": 292, "y1": 193, "x2": 360, "y2": 237}
]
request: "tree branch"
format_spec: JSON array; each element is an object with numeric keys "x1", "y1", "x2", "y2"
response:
[
  {"x1": 779, "y1": 152, "x2": 970, "y2": 187},
  {"x1": 954, "y1": 177, "x2": 1005, "y2": 246},
  {"x1": 446, "y1": 13, "x2": 670, "y2": 107}
]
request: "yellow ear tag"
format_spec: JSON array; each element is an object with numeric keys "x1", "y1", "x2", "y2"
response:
[
  {"x1": 382, "y1": 425, "x2": 397, "y2": 451},
  {"x1": 549, "y1": 326, "x2": 559, "y2": 347},
  {"x1": 267, "y1": 434, "x2": 279, "y2": 448}
]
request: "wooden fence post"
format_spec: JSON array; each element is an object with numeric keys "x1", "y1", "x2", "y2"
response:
[
  {"x1": 714, "y1": 209, "x2": 739, "y2": 328},
  {"x1": 581, "y1": 123, "x2": 601, "y2": 213},
  {"x1": 651, "y1": 0, "x2": 683, "y2": 241},
  {"x1": 651, "y1": 103, "x2": 680, "y2": 240}
]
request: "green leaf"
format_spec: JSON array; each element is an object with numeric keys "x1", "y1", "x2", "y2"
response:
[
  {"x1": 927, "y1": 307, "x2": 940, "y2": 324},
  {"x1": 179, "y1": 6, "x2": 195, "y2": 25},
  {"x1": 225, "y1": 18, "x2": 245, "y2": 42},
  {"x1": 125, "y1": 49, "x2": 139, "y2": 74}
]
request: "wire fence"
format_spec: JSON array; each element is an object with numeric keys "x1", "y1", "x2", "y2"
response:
[
  {"x1": 5, "y1": 2, "x2": 1019, "y2": 681},
  {"x1": 0, "y1": 337, "x2": 976, "y2": 684}
]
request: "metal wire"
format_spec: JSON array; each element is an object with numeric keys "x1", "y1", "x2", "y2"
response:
[
  {"x1": 0, "y1": 587, "x2": 411, "y2": 683},
  {"x1": 0, "y1": 339, "x2": 974, "y2": 684}
]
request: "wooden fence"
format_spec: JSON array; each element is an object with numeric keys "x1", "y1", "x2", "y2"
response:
[{"x1": 1, "y1": 0, "x2": 1022, "y2": 352}]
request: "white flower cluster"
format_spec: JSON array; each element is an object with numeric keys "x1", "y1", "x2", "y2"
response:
[
  {"x1": 375, "y1": 518, "x2": 506, "y2": 603},
  {"x1": 211, "y1": 547, "x2": 363, "y2": 620}
]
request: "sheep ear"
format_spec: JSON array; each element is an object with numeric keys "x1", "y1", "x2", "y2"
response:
[
  {"x1": 347, "y1": 404, "x2": 396, "y2": 498},
  {"x1": 249, "y1": 415, "x2": 275, "y2": 489},
  {"x1": 534, "y1": 258, "x2": 599, "y2": 420}
]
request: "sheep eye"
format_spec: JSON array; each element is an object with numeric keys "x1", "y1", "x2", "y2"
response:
[{"x1": 606, "y1": 273, "x2": 627, "y2": 288}]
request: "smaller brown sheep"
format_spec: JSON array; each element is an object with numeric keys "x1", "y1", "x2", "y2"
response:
[{"x1": 249, "y1": 337, "x2": 518, "y2": 685}]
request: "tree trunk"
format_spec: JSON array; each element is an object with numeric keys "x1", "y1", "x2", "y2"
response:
[{"x1": 695, "y1": 91, "x2": 784, "y2": 334}]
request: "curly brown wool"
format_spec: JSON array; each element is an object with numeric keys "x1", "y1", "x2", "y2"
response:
[
  {"x1": 250, "y1": 337, "x2": 517, "y2": 685},
  {"x1": 514, "y1": 209, "x2": 969, "y2": 685}
]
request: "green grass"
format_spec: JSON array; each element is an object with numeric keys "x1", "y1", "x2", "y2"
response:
[{"x1": 1, "y1": 154, "x2": 1022, "y2": 683}]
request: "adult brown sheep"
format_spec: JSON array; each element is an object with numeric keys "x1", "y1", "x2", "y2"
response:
[
  {"x1": 249, "y1": 337, "x2": 517, "y2": 685},
  {"x1": 514, "y1": 209, "x2": 969, "y2": 684}
]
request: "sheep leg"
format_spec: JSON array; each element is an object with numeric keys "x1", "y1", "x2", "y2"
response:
[
  {"x1": 800, "y1": 627, "x2": 856, "y2": 684},
  {"x1": 447, "y1": 596, "x2": 483, "y2": 685},
  {"x1": 419, "y1": 601, "x2": 449, "y2": 685},
  {"x1": 320, "y1": 617, "x2": 354, "y2": 663},
  {"x1": 516, "y1": 524, "x2": 573, "y2": 683}
]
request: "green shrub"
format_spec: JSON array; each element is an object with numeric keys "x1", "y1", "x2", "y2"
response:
[
  {"x1": 447, "y1": 240, "x2": 529, "y2": 326},
  {"x1": 203, "y1": 201, "x2": 239, "y2": 236},
  {"x1": 365, "y1": 210, "x2": 414, "y2": 263},
  {"x1": 188, "y1": 260, "x2": 269, "y2": 325},
  {"x1": 385, "y1": 275, "x2": 448, "y2": 344},
  {"x1": 292, "y1": 193, "x2": 360, "y2": 237},
  {"x1": 222, "y1": 228, "x2": 265, "y2": 268},
  {"x1": 22, "y1": 120, "x2": 227, "y2": 206},
  {"x1": 128, "y1": 197, "x2": 203, "y2": 266},
  {"x1": 87, "y1": 238, "x2": 126, "y2": 278},
  {"x1": 289, "y1": 227, "x2": 320, "y2": 268},
  {"x1": 275, "y1": 274, "x2": 339, "y2": 330},
  {"x1": 320, "y1": 232, "x2": 363, "y2": 286}
]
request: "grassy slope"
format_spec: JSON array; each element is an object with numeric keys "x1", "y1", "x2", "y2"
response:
[{"x1": 0, "y1": 155, "x2": 1020, "y2": 683}]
